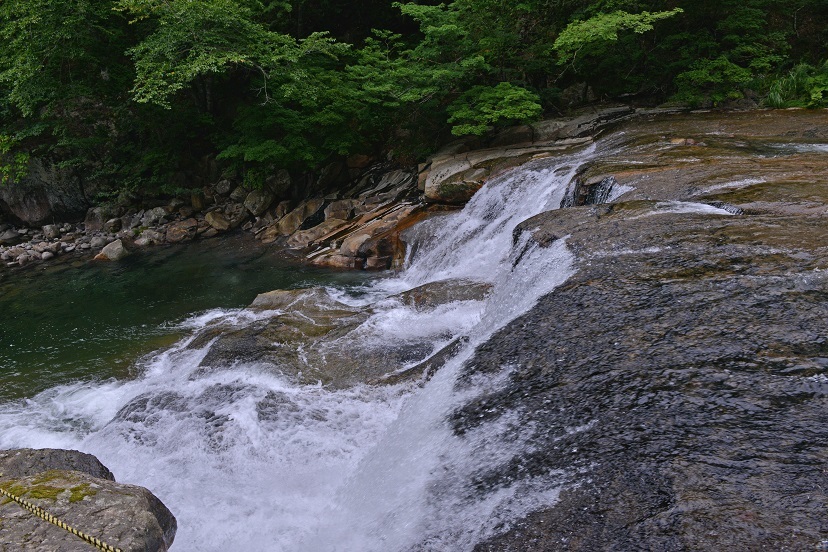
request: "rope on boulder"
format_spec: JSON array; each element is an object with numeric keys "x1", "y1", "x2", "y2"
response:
[{"x1": 0, "y1": 477, "x2": 122, "y2": 552}]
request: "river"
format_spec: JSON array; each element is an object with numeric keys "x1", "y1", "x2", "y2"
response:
[{"x1": 0, "y1": 151, "x2": 586, "y2": 550}]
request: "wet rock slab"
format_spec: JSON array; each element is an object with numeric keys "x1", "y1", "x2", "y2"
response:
[
  {"x1": 0, "y1": 448, "x2": 176, "y2": 552},
  {"x1": 461, "y1": 111, "x2": 828, "y2": 551}
]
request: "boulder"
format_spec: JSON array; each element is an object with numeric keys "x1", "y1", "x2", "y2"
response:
[
  {"x1": 191, "y1": 192, "x2": 206, "y2": 211},
  {"x1": 311, "y1": 254, "x2": 364, "y2": 270},
  {"x1": 89, "y1": 236, "x2": 109, "y2": 249},
  {"x1": 324, "y1": 199, "x2": 356, "y2": 221},
  {"x1": 0, "y1": 448, "x2": 176, "y2": 552},
  {"x1": 339, "y1": 232, "x2": 372, "y2": 258},
  {"x1": 364, "y1": 256, "x2": 391, "y2": 270},
  {"x1": 273, "y1": 199, "x2": 325, "y2": 239},
  {"x1": 190, "y1": 287, "x2": 434, "y2": 387},
  {"x1": 0, "y1": 229, "x2": 23, "y2": 246},
  {"x1": 103, "y1": 218, "x2": 122, "y2": 233},
  {"x1": 32, "y1": 241, "x2": 59, "y2": 254},
  {"x1": 229, "y1": 186, "x2": 248, "y2": 202},
  {"x1": 340, "y1": 204, "x2": 418, "y2": 258},
  {"x1": 41, "y1": 224, "x2": 60, "y2": 240},
  {"x1": 243, "y1": 189, "x2": 275, "y2": 216},
  {"x1": 165, "y1": 218, "x2": 198, "y2": 243},
  {"x1": 205, "y1": 210, "x2": 231, "y2": 231},
  {"x1": 0, "y1": 449, "x2": 113, "y2": 481},
  {"x1": 530, "y1": 105, "x2": 634, "y2": 142},
  {"x1": 135, "y1": 229, "x2": 165, "y2": 247},
  {"x1": 265, "y1": 170, "x2": 292, "y2": 199},
  {"x1": 0, "y1": 159, "x2": 91, "y2": 226},
  {"x1": 85, "y1": 205, "x2": 120, "y2": 233},
  {"x1": 357, "y1": 169, "x2": 414, "y2": 199},
  {"x1": 286, "y1": 219, "x2": 348, "y2": 249},
  {"x1": 392, "y1": 279, "x2": 493, "y2": 310},
  {"x1": 94, "y1": 239, "x2": 130, "y2": 261},
  {"x1": 140, "y1": 207, "x2": 168, "y2": 227},
  {"x1": 249, "y1": 287, "x2": 351, "y2": 311},
  {"x1": 425, "y1": 167, "x2": 489, "y2": 204},
  {"x1": 272, "y1": 200, "x2": 292, "y2": 220},
  {"x1": 214, "y1": 179, "x2": 233, "y2": 196}
]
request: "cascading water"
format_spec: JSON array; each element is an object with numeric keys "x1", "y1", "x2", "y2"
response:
[{"x1": 0, "y1": 145, "x2": 595, "y2": 551}]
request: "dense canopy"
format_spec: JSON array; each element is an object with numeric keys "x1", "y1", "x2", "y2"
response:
[{"x1": 1, "y1": 0, "x2": 826, "y2": 194}]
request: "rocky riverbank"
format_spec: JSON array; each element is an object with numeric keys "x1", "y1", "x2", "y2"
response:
[{"x1": 0, "y1": 105, "x2": 643, "y2": 272}]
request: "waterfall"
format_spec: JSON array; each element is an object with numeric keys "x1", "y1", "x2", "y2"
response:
[{"x1": 0, "y1": 145, "x2": 594, "y2": 551}]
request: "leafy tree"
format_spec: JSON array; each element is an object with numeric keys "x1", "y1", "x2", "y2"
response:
[
  {"x1": 553, "y1": 8, "x2": 684, "y2": 66},
  {"x1": 447, "y1": 83, "x2": 542, "y2": 136}
]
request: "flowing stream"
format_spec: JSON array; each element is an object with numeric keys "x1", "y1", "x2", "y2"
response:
[{"x1": 0, "y1": 147, "x2": 593, "y2": 550}]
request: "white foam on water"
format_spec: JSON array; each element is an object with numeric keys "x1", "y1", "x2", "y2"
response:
[
  {"x1": 704, "y1": 177, "x2": 765, "y2": 192},
  {"x1": 625, "y1": 200, "x2": 737, "y2": 220},
  {"x1": 0, "y1": 150, "x2": 587, "y2": 551},
  {"x1": 770, "y1": 143, "x2": 828, "y2": 154}
]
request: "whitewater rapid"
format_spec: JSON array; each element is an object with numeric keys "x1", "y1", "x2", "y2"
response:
[{"x1": 0, "y1": 147, "x2": 593, "y2": 551}]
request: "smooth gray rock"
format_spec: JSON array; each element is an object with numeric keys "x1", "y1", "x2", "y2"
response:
[
  {"x1": 89, "y1": 236, "x2": 109, "y2": 249},
  {"x1": 0, "y1": 229, "x2": 22, "y2": 246},
  {"x1": 95, "y1": 239, "x2": 130, "y2": 261},
  {"x1": 0, "y1": 449, "x2": 114, "y2": 481}
]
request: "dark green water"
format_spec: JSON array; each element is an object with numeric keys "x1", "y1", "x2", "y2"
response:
[{"x1": 0, "y1": 234, "x2": 368, "y2": 401}]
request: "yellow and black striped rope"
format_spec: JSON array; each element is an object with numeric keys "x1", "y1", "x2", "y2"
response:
[{"x1": 0, "y1": 480, "x2": 122, "y2": 552}]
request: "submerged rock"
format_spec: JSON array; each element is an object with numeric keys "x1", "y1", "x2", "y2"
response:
[
  {"x1": 392, "y1": 278, "x2": 492, "y2": 310},
  {"x1": 190, "y1": 283, "x2": 479, "y2": 387},
  {"x1": 0, "y1": 448, "x2": 176, "y2": 552}
]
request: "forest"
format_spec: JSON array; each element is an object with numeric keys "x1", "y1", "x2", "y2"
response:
[{"x1": 1, "y1": 0, "x2": 827, "y2": 198}]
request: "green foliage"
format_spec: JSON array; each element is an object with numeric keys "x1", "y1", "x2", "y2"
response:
[
  {"x1": 766, "y1": 62, "x2": 828, "y2": 107},
  {"x1": 554, "y1": 9, "x2": 684, "y2": 65},
  {"x1": 0, "y1": 134, "x2": 29, "y2": 186},
  {"x1": 674, "y1": 57, "x2": 753, "y2": 106},
  {"x1": 0, "y1": 0, "x2": 827, "y2": 205},
  {"x1": 115, "y1": 0, "x2": 342, "y2": 109},
  {"x1": 447, "y1": 83, "x2": 542, "y2": 136}
]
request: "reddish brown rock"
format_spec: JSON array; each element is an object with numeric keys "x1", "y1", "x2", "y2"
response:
[{"x1": 165, "y1": 218, "x2": 198, "y2": 243}]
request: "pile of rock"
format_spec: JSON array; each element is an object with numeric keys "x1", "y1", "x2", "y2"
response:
[
  {"x1": 0, "y1": 105, "x2": 651, "y2": 271},
  {"x1": 0, "y1": 223, "x2": 87, "y2": 267},
  {"x1": 253, "y1": 168, "x2": 428, "y2": 270}
]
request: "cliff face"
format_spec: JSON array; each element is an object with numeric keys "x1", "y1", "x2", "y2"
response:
[{"x1": 0, "y1": 159, "x2": 90, "y2": 226}]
